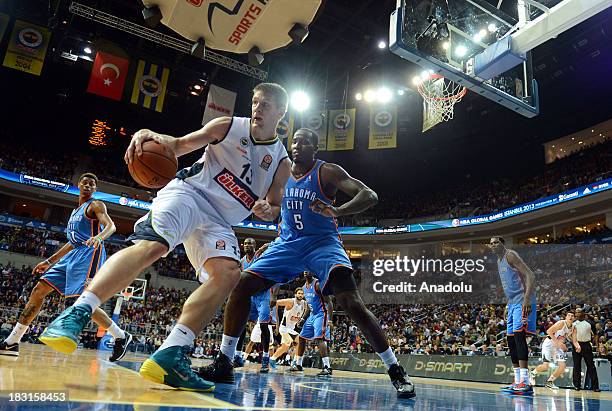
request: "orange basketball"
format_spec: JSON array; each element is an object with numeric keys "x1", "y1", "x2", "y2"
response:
[{"x1": 127, "y1": 141, "x2": 178, "y2": 188}]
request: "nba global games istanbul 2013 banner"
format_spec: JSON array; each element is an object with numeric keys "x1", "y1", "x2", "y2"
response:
[
  {"x1": 130, "y1": 59, "x2": 170, "y2": 113},
  {"x1": 327, "y1": 108, "x2": 356, "y2": 151},
  {"x1": 2, "y1": 19, "x2": 51, "y2": 76},
  {"x1": 369, "y1": 106, "x2": 397, "y2": 149},
  {"x1": 303, "y1": 110, "x2": 328, "y2": 151}
]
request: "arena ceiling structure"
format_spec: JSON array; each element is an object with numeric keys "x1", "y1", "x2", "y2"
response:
[{"x1": 1, "y1": 0, "x2": 611, "y2": 195}]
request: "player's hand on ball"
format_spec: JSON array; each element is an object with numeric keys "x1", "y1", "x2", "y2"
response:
[
  {"x1": 310, "y1": 198, "x2": 339, "y2": 217},
  {"x1": 253, "y1": 199, "x2": 273, "y2": 221},
  {"x1": 32, "y1": 260, "x2": 51, "y2": 275},
  {"x1": 125, "y1": 129, "x2": 177, "y2": 164}
]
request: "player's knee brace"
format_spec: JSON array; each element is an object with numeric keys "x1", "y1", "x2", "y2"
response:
[
  {"x1": 514, "y1": 331, "x2": 528, "y2": 361},
  {"x1": 507, "y1": 335, "x2": 519, "y2": 365}
]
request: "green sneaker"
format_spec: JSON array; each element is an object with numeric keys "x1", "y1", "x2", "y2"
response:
[
  {"x1": 39, "y1": 305, "x2": 92, "y2": 354},
  {"x1": 140, "y1": 345, "x2": 215, "y2": 392}
]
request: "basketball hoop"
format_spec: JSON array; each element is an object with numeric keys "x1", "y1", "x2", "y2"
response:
[
  {"x1": 417, "y1": 74, "x2": 467, "y2": 132},
  {"x1": 120, "y1": 286, "x2": 134, "y2": 301}
]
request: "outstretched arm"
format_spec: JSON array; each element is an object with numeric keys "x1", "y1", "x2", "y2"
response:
[
  {"x1": 310, "y1": 163, "x2": 378, "y2": 217},
  {"x1": 506, "y1": 250, "x2": 535, "y2": 315},
  {"x1": 125, "y1": 116, "x2": 233, "y2": 162},
  {"x1": 33, "y1": 242, "x2": 74, "y2": 274}
]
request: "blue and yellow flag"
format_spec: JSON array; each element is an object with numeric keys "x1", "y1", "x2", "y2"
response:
[
  {"x1": 2, "y1": 19, "x2": 51, "y2": 76},
  {"x1": 130, "y1": 59, "x2": 170, "y2": 112}
]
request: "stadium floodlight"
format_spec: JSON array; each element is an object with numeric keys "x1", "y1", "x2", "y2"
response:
[
  {"x1": 488, "y1": 23, "x2": 497, "y2": 33},
  {"x1": 376, "y1": 87, "x2": 392, "y2": 103},
  {"x1": 290, "y1": 91, "x2": 310, "y2": 112},
  {"x1": 364, "y1": 90, "x2": 376, "y2": 102},
  {"x1": 355, "y1": 93, "x2": 363, "y2": 101},
  {"x1": 84, "y1": 46, "x2": 92, "y2": 54},
  {"x1": 455, "y1": 45, "x2": 467, "y2": 57},
  {"x1": 412, "y1": 76, "x2": 421, "y2": 86},
  {"x1": 378, "y1": 40, "x2": 387, "y2": 49},
  {"x1": 397, "y1": 89, "x2": 405, "y2": 95}
]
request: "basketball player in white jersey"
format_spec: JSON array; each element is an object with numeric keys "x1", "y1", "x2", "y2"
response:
[
  {"x1": 529, "y1": 312, "x2": 575, "y2": 390},
  {"x1": 269, "y1": 287, "x2": 308, "y2": 368},
  {"x1": 39, "y1": 83, "x2": 292, "y2": 392}
]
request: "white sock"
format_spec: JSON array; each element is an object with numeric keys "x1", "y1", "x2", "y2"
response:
[
  {"x1": 107, "y1": 321, "x2": 126, "y2": 340},
  {"x1": 322, "y1": 357, "x2": 330, "y2": 368},
  {"x1": 296, "y1": 356, "x2": 303, "y2": 366},
  {"x1": 219, "y1": 334, "x2": 239, "y2": 359},
  {"x1": 263, "y1": 352, "x2": 269, "y2": 359},
  {"x1": 514, "y1": 367, "x2": 521, "y2": 384},
  {"x1": 158, "y1": 324, "x2": 195, "y2": 351},
  {"x1": 377, "y1": 347, "x2": 398, "y2": 369},
  {"x1": 74, "y1": 291, "x2": 101, "y2": 312},
  {"x1": 520, "y1": 368, "x2": 529, "y2": 383},
  {"x1": 5, "y1": 323, "x2": 28, "y2": 345}
]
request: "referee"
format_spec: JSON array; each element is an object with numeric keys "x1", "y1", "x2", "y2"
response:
[{"x1": 572, "y1": 308, "x2": 600, "y2": 392}]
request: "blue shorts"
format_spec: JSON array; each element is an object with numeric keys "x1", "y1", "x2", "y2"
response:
[
  {"x1": 40, "y1": 246, "x2": 106, "y2": 297},
  {"x1": 245, "y1": 236, "x2": 352, "y2": 294},
  {"x1": 300, "y1": 311, "x2": 330, "y2": 341},
  {"x1": 248, "y1": 298, "x2": 258, "y2": 322},
  {"x1": 506, "y1": 303, "x2": 537, "y2": 335},
  {"x1": 252, "y1": 289, "x2": 276, "y2": 324}
]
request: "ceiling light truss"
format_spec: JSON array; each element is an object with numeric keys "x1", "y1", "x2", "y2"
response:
[{"x1": 69, "y1": 2, "x2": 268, "y2": 80}]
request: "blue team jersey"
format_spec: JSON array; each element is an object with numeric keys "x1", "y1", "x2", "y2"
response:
[
  {"x1": 497, "y1": 250, "x2": 535, "y2": 305},
  {"x1": 279, "y1": 160, "x2": 339, "y2": 241},
  {"x1": 304, "y1": 280, "x2": 325, "y2": 315},
  {"x1": 66, "y1": 199, "x2": 103, "y2": 247},
  {"x1": 241, "y1": 255, "x2": 256, "y2": 270}
]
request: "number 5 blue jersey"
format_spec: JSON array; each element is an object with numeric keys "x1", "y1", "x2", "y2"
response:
[
  {"x1": 279, "y1": 160, "x2": 339, "y2": 241},
  {"x1": 66, "y1": 199, "x2": 104, "y2": 246}
]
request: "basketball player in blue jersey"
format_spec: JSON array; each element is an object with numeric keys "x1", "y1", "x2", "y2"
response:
[
  {"x1": 287, "y1": 271, "x2": 333, "y2": 377},
  {"x1": 0, "y1": 174, "x2": 130, "y2": 361},
  {"x1": 39, "y1": 83, "x2": 291, "y2": 392},
  {"x1": 489, "y1": 236, "x2": 536, "y2": 395},
  {"x1": 199, "y1": 128, "x2": 416, "y2": 398}
]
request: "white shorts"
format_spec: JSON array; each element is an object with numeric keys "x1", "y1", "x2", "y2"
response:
[
  {"x1": 250, "y1": 322, "x2": 274, "y2": 343},
  {"x1": 131, "y1": 179, "x2": 240, "y2": 274},
  {"x1": 541, "y1": 338, "x2": 566, "y2": 363},
  {"x1": 281, "y1": 332, "x2": 297, "y2": 345}
]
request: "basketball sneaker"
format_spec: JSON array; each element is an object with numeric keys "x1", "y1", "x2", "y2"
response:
[
  {"x1": 260, "y1": 356, "x2": 270, "y2": 374},
  {"x1": 0, "y1": 341, "x2": 19, "y2": 357},
  {"x1": 510, "y1": 382, "x2": 534, "y2": 395},
  {"x1": 140, "y1": 345, "x2": 214, "y2": 392},
  {"x1": 545, "y1": 380, "x2": 559, "y2": 391},
  {"x1": 233, "y1": 354, "x2": 245, "y2": 368},
  {"x1": 288, "y1": 363, "x2": 303, "y2": 372},
  {"x1": 501, "y1": 383, "x2": 518, "y2": 392},
  {"x1": 269, "y1": 358, "x2": 278, "y2": 369},
  {"x1": 39, "y1": 305, "x2": 92, "y2": 354},
  {"x1": 317, "y1": 366, "x2": 333, "y2": 377},
  {"x1": 109, "y1": 332, "x2": 133, "y2": 362},
  {"x1": 388, "y1": 364, "x2": 416, "y2": 399},
  {"x1": 196, "y1": 352, "x2": 235, "y2": 383}
]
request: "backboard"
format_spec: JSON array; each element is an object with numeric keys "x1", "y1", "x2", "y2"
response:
[{"x1": 390, "y1": 0, "x2": 612, "y2": 123}]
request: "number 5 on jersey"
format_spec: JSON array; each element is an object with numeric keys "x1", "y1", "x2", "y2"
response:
[{"x1": 294, "y1": 214, "x2": 303, "y2": 230}]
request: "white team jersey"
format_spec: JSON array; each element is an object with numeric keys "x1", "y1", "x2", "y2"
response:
[
  {"x1": 177, "y1": 117, "x2": 288, "y2": 225},
  {"x1": 282, "y1": 298, "x2": 306, "y2": 330},
  {"x1": 553, "y1": 320, "x2": 573, "y2": 340}
]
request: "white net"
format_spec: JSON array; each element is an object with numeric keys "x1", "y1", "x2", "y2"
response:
[{"x1": 419, "y1": 75, "x2": 467, "y2": 132}]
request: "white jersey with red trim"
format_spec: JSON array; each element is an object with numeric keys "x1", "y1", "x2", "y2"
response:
[
  {"x1": 176, "y1": 116, "x2": 288, "y2": 225},
  {"x1": 282, "y1": 297, "x2": 307, "y2": 331}
]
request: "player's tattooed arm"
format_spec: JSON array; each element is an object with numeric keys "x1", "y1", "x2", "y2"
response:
[
  {"x1": 256, "y1": 158, "x2": 291, "y2": 221},
  {"x1": 506, "y1": 250, "x2": 535, "y2": 314},
  {"x1": 84, "y1": 201, "x2": 116, "y2": 247},
  {"x1": 310, "y1": 163, "x2": 378, "y2": 217}
]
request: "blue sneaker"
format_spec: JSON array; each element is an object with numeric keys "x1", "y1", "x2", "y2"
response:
[
  {"x1": 233, "y1": 354, "x2": 245, "y2": 368},
  {"x1": 140, "y1": 345, "x2": 215, "y2": 392},
  {"x1": 501, "y1": 383, "x2": 518, "y2": 392},
  {"x1": 39, "y1": 305, "x2": 92, "y2": 354},
  {"x1": 511, "y1": 382, "x2": 534, "y2": 395},
  {"x1": 260, "y1": 356, "x2": 270, "y2": 374},
  {"x1": 269, "y1": 358, "x2": 278, "y2": 369}
]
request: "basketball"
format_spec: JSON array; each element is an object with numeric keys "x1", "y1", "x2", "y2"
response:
[{"x1": 127, "y1": 141, "x2": 177, "y2": 188}]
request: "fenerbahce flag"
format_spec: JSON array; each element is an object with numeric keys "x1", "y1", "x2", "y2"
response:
[
  {"x1": 86, "y1": 52, "x2": 130, "y2": 101},
  {"x1": 277, "y1": 112, "x2": 294, "y2": 145},
  {"x1": 130, "y1": 59, "x2": 170, "y2": 112},
  {"x1": 327, "y1": 108, "x2": 356, "y2": 151},
  {"x1": 368, "y1": 106, "x2": 397, "y2": 149},
  {"x1": 2, "y1": 20, "x2": 51, "y2": 76}
]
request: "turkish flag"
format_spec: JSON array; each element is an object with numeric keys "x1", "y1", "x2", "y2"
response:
[{"x1": 86, "y1": 52, "x2": 129, "y2": 101}]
